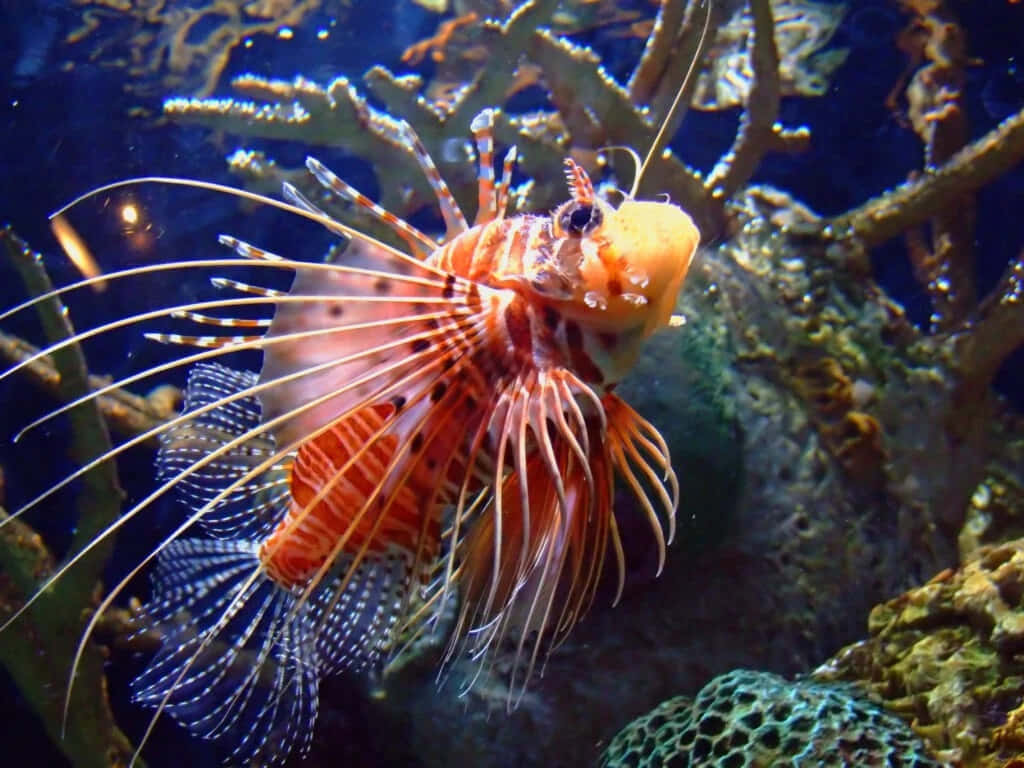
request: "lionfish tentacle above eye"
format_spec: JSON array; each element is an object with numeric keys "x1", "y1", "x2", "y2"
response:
[{"x1": 563, "y1": 158, "x2": 595, "y2": 205}]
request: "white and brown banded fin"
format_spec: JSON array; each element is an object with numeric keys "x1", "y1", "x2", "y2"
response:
[
  {"x1": 602, "y1": 392, "x2": 679, "y2": 559},
  {"x1": 308, "y1": 547, "x2": 414, "y2": 675},
  {"x1": 170, "y1": 310, "x2": 272, "y2": 329},
  {"x1": 470, "y1": 109, "x2": 497, "y2": 225},
  {"x1": 426, "y1": 368, "x2": 665, "y2": 709},
  {"x1": 281, "y1": 181, "x2": 330, "y2": 220},
  {"x1": 398, "y1": 119, "x2": 468, "y2": 238},
  {"x1": 210, "y1": 276, "x2": 286, "y2": 297},
  {"x1": 132, "y1": 539, "x2": 319, "y2": 767},
  {"x1": 495, "y1": 145, "x2": 518, "y2": 217},
  {"x1": 144, "y1": 332, "x2": 265, "y2": 348},
  {"x1": 305, "y1": 156, "x2": 439, "y2": 257},
  {"x1": 216, "y1": 234, "x2": 284, "y2": 261},
  {"x1": 156, "y1": 364, "x2": 290, "y2": 540}
]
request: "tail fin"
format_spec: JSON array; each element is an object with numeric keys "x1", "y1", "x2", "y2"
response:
[{"x1": 132, "y1": 538, "x2": 319, "y2": 766}]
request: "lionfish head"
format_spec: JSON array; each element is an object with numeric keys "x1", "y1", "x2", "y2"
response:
[{"x1": 548, "y1": 159, "x2": 700, "y2": 337}]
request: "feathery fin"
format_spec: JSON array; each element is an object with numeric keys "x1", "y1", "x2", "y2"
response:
[
  {"x1": 157, "y1": 363, "x2": 290, "y2": 540},
  {"x1": 132, "y1": 539, "x2": 319, "y2": 767}
]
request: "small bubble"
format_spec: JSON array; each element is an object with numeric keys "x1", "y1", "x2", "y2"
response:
[{"x1": 625, "y1": 266, "x2": 649, "y2": 288}]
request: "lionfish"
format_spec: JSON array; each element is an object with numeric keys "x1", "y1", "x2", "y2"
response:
[{"x1": 1, "y1": 25, "x2": 704, "y2": 768}]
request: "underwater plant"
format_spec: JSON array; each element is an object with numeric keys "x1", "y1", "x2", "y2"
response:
[{"x1": 1, "y1": 0, "x2": 1022, "y2": 766}]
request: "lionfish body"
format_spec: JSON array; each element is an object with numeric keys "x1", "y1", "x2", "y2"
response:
[{"x1": 2, "y1": 108, "x2": 698, "y2": 765}]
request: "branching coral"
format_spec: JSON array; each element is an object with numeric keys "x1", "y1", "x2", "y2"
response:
[
  {"x1": 690, "y1": 0, "x2": 849, "y2": 110},
  {"x1": 0, "y1": 329, "x2": 177, "y2": 443},
  {"x1": 0, "y1": 227, "x2": 142, "y2": 768},
  {"x1": 162, "y1": 0, "x2": 828, "y2": 237},
  {"x1": 67, "y1": 0, "x2": 326, "y2": 98}
]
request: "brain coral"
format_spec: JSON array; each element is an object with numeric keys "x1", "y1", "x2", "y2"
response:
[
  {"x1": 601, "y1": 669, "x2": 948, "y2": 768},
  {"x1": 815, "y1": 538, "x2": 1024, "y2": 767}
]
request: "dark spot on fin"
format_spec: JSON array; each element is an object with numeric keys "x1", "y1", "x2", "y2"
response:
[
  {"x1": 542, "y1": 305, "x2": 561, "y2": 330},
  {"x1": 504, "y1": 300, "x2": 532, "y2": 356},
  {"x1": 442, "y1": 274, "x2": 456, "y2": 300}
]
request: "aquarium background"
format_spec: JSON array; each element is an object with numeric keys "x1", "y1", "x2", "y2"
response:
[{"x1": 0, "y1": 1, "x2": 1022, "y2": 766}]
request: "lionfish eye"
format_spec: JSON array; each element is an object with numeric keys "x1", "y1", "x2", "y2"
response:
[{"x1": 560, "y1": 202, "x2": 602, "y2": 237}]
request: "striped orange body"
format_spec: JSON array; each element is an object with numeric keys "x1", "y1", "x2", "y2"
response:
[
  {"x1": 252, "y1": 150, "x2": 697, "y2": 639},
  {"x1": 258, "y1": 404, "x2": 434, "y2": 585}
]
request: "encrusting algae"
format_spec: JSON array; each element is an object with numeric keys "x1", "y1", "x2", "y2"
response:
[{"x1": 1, "y1": 1, "x2": 1024, "y2": 767}]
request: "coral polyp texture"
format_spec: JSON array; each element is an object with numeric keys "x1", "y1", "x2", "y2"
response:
[{"x1": 600, "y1": 669, "x2": 949, "y2": 768}]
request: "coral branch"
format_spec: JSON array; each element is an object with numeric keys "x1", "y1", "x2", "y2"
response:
[
  {"x1": 527, "y1": 27, "x2": 715, "y2": 229},
  {"x1": 822, "y1": 106, "x2": 1024, "y2": 249},
  {"x1": 0, "y1": 329, "x2": 174, "y2": 444},
  {"x1": 705, "y1": 0, "x2": 811, "y2": 200},
  {"x1": 690, "y1": 0, "x2": 849, "y2": 111},
  {"x1": 2, "y1": 228, "x2": 123, "y2": 555},
  {"x1": 952, "y1": 250, "x2": 1024, "y2": 395},
  {"x1": 627, "y1": 0, "x2": 690, "y2": 105},
  {"x1": 0, "y1": 511, "x2": 141, "y2": 768},
  {"x1": 165, "y1": 75, "x2": 430, "y2": 214},
  {"x1": 159, "y1": 0, "x2": 853, "y2": 241},
  {"x1": 68, "y1": 0, "x2": 325, "y2": 98},
  {"x1": 644, "y1": 0, "x2": 720, "y2": 170},
  {"x1": 892, "y1": 0, "x2": 976, "y2": 331},
  {"x1": 0, "y1": 226, "x2": 141, "y2": 767}
]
